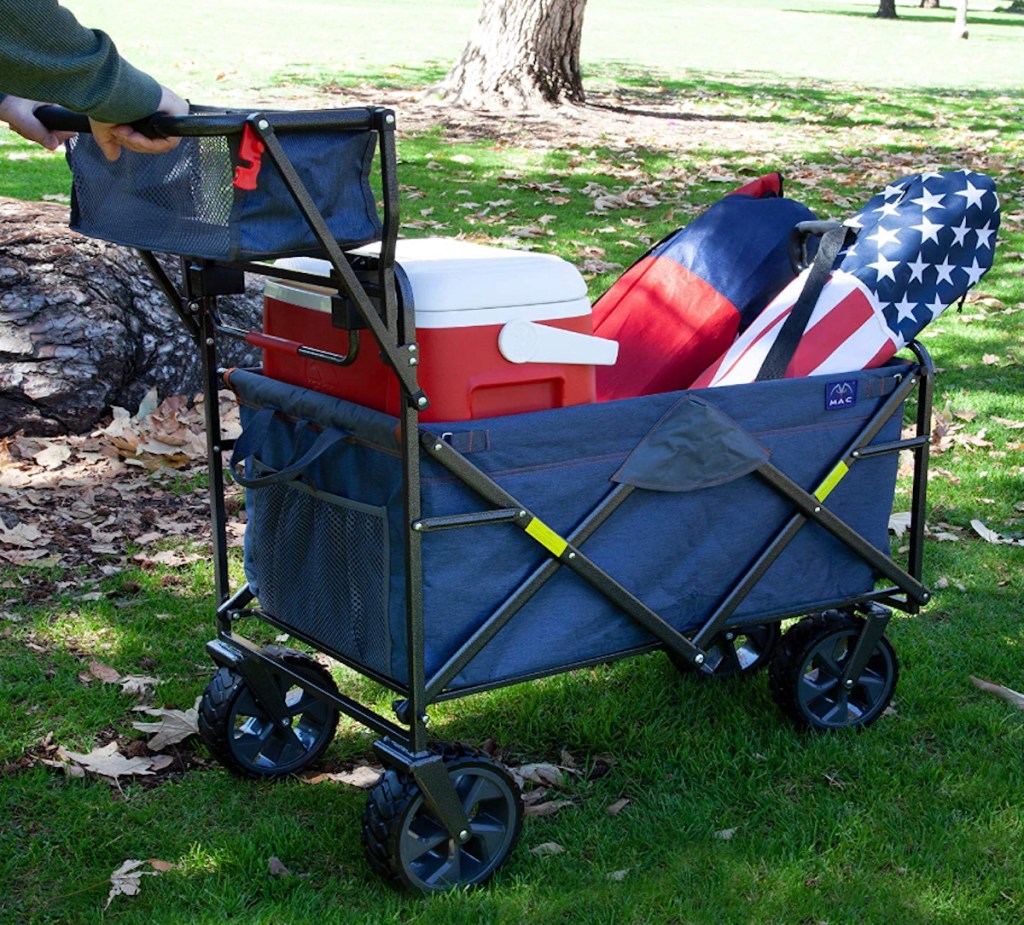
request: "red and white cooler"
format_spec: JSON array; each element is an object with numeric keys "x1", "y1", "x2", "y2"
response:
[{"x1": 262, "y1": 238, "x2": 618, "y2": 421}]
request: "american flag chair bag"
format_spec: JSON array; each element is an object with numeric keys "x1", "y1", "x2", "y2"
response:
[
  {"x1": 693, "y1": 170, "x2": 1000, "y2": 387},
  {"x1": 592, "y1": 174, "x2": 817, "y2": 400}
]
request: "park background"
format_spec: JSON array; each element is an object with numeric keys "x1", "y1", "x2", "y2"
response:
[{"x1": 1, "y1": 1, "x2": 1023, "y2": 922}]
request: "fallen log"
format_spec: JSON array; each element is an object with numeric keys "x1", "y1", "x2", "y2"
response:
[{"x1": 0, "y1": 197, "x2": 260, "y2": 436}]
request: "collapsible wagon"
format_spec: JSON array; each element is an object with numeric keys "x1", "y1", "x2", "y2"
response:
[{"x1": 45, "y1": 105, "x2": 935, "y2": 892}]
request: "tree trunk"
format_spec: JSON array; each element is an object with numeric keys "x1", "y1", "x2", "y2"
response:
[
  {"x1": 919, "y1": 0, "x2": 940, "y2": 8},
  {"x1": 0, "y1": 197, "x2": 260, "y2": 437},
  {"x1": 436, "y1": 0, "x2": 588, "y2": 110},
  {"x1": 952, "y1": 0, "x2": 969, "y2": 37},
  {"x1": 876, "y1": 0, "x2": 899, "y2": 16}
]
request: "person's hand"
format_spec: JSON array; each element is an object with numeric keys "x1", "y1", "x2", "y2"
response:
[
  {"x1": 89, "y1": 85, "x2": 189, "y2": 161},
  {"x1": 0, "y1": 95, "x2": 76, "y2": 150}
]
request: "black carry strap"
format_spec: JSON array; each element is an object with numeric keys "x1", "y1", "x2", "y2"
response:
[
  {"x1": 755, "y1": 223, "x2": 852, "y2": 381},
  {"x1": 229, "y1": 407, "x2": 349, "y2": 489}
]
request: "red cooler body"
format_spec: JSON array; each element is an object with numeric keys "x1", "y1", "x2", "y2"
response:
[{"x1": 262, "y1": 238, "x2": 617, "y2": 421}]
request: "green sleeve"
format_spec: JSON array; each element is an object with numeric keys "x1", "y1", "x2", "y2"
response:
[{"x1": 0, "y1": 0, "x2": 162, "y2": 122}]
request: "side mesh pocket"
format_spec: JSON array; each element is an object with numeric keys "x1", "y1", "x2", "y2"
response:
[{"x1": 247, "y1": 473, "x2": 390, "y2": 678}]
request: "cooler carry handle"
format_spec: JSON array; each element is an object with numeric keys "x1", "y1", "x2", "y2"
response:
[{"x1": 229, "y1": 407, "x2": 349, "y2": 489}]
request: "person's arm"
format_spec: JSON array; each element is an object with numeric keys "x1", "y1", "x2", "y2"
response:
[
  {"x1": 0, "y1": 2, "x2": 189, "y2": 160},
  {"x1": 0, "y1": 85, "x2": 189, "y2": 160},
  {"x1": 0, "y1": 0, "x2": 161, "y2": 123}
]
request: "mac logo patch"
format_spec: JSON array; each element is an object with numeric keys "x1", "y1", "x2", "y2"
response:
[{"x1": 825, "y1": 379, "x2": 858, "y2": 410}]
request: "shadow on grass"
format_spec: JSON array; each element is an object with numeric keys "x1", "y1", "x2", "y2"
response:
[
  {"x1": 786, "y1": 6, "x2": 1024, "y2": 28},
  {"x1": 267, "y1": 58, "x2": 1021, "y2": 141},
  {"x1": 583, "y1": 63, "x2": 1016, "y2": 134}
]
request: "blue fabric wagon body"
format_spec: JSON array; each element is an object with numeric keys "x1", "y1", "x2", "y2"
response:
[{"x1": 231, "y1": 362, "x2": 905, "y2": 693}]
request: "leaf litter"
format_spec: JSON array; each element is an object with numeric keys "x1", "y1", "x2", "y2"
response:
[{"x1": 0, "y1": 388, "x2": 244, "y2": 572}]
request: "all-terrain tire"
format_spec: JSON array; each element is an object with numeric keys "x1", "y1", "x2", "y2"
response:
[
  {"x1": 198, "y1": 646, "x2": 340, "y2": 779},
  {"x1": 768, "y1": 612, "x2": 898, "y2": 731},
  {"x1": 361, "y1": 743, "x2": 522, "y2": 892}
]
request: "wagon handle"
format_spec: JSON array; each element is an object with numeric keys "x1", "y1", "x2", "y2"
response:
[
  {"x1": 34, "y1": 104, "x2": 171, "y2": 139},
  {"x1": 34, "y1": 104, "x2": 385, "y2": 139}
]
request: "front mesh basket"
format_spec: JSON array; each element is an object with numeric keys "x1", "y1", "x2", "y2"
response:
[{"x1": 65, "y1": 122, "x2": 381, "y2": 261}]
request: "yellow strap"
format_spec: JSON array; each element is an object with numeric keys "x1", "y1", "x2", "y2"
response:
[
  {"x1": 524, "y1": 517, "x2": 568, "y2": 558},
  {"x1": 814, "y1": 461, "x2": 850, "y2": 502}
]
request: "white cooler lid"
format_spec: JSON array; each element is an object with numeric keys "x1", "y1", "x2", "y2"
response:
[{"x1": 269, "y1": 238, "x2": 591, "y2": 329}]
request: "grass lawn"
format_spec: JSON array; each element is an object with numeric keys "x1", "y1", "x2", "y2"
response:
[{"x1": 2, "y1": 1, "x2": 1024, "y2": 923}]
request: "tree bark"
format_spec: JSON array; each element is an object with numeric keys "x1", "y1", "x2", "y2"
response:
[
  {"x1": 0, "y1": 197, "x2": 260, "y2": 437},
  {"x1": 436, "y1": 0, "x2": 588, "y2": 109},
  {"x1": 919, "y1": 0, "x2": 940, "y2": 8},
  {"x1": 952, "y1": 0, "x2": 969, "y2": 37},
  {"x1": 876, "y1": 0, "x2": 899, "y2": 16}
]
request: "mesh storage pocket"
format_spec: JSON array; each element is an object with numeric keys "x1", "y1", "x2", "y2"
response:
[
  {"x1": 247, "y1": 474, "x2": 390, "y2": 677},
  {"x1": 65, "y1": 126, "x2": 381, "y2": 260},
  {"x1": 67, "y1": 134, "x2": 235, "y2": 258}
]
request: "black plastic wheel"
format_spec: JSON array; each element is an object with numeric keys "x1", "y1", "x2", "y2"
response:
[
  {"x1": 768, "y1": 612, "x2": 898, "y2": 731},
  {"x1": 671, "y1": 622, "x2": 780, "y2": 679},
  {"x1": 361, "y1": 748, "x2": 523, "y2": 893},
  {"x1": 198, "y1": 646, "x2": 340, "y2": 779}
]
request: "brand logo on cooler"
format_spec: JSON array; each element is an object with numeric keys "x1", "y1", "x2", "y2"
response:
[{"x1": 825, "y1": 379, "x2": 858, "y2": 410}]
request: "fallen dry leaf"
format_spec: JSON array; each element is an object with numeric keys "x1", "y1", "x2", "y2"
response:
[
  {"x1": 61, "y1": 742, "x2": 156, "y2": 779},
  {"x1": 714, "y1": 827, "x2": 737, "y2": 841},
  {"x1": 0, "y1": 522, "x2": 44, "y2": 548},
  {"x1": 510, "y1": 762, "x2": 573, "y2": 788},
  {"x1": 301, "y1": 765, "x2": 383, "y2": 789},
  {"x1": 105, "y1": 860, "x2": 149, "y2": 908},
  {"x1": 268, "y1": 856, "x2": 293, "y2": 878},
  {"x1": 105, "y1": 859, "x2": 171, "y2": 909},
  {"x1": 88, "y1": 661, "x2": 121, "y2": 684},
  {"x1": 33, "y1": 443, "x2": 72, "y2": 470},
  {"x1": 524, "y1": 799, "x2": 575, "y2": 818},
  {"x1": 119, "y1": 675, "x2": 163, "y2": 697},
  {"x1": 133, "y1": 549, "x2": 204, "y2": 568},
  {"x1": 972, "y1": 519, "x2": 1002, "y2": 543},
  {"x1": 888, "y1": 512, "x2": 912, "y2": 537},
  {"x1": 131, "y1": 702, "x2": 200, "y2": 751},
  {"x1": 606, "y1": 798, "x2": 630, "y2": 816},
  {"x1": 530, "y1": 842, "x2": 566, "y2": 857},
  {"x1": 149, "y1": 754, "x2": 174, "y2": 772},
  {"x1": 970, "y1": 519, "x2": 1023, "y2": 546}
]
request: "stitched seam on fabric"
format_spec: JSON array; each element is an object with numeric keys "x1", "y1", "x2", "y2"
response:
[{"x1": 419, "y1": 450, "x2": 628, "y2": 485}]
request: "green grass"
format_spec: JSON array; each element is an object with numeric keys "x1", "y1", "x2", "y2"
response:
[
  {"x1": 3, "y1": 0, "x2": 1024, "y2": 922},
  {"x1": 21, "y1": 0, "x2": 1024, "y2": 100}
]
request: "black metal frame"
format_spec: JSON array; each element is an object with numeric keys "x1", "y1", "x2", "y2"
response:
[{"x1": 42, "y1": 104, "x2": 934, "y2": 843}]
